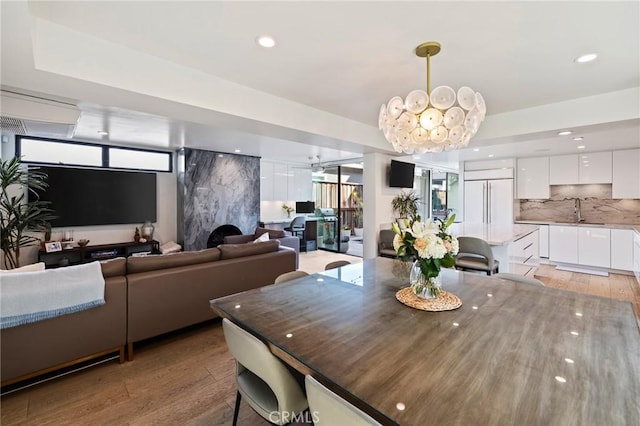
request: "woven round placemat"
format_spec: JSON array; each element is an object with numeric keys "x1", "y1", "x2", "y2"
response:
[{"x1": 396, "y1": 287, "x2": 462, "y2": 312}]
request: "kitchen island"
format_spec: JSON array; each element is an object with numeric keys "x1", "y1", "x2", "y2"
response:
[{"x1": 450, "y1": 223, "x2": 540, "y2": 275}]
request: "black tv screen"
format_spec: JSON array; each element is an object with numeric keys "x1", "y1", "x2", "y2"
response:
[
  {"x1": 30, "y1": 166, "x2": 157, "y2": 227},
  {"x1": 296, "y1": 201, "x2": 315, "y2": 213},
  {"x1": 389, "y1": 160, "x2": 415, "y2": 188}
]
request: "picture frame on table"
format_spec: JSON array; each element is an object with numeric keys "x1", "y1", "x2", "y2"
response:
[{"x1": 45, "y1": 242, "x2": 62, "y2": 253}]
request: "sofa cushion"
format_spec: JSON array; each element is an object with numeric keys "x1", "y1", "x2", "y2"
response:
[
  {"x1": 100, "y1": 257, "x2": 127, "y2": 278},
  {"x1": 127, "y1": 248, "x2": 221, "y2": 274},
  {"x1": 223, "y1": 234, "x2": 255, "y2": 245},
  {"x1": 254, "y1": 227, "x2": 286, "y2": 239},
  {"x1": 219, "y1": 240, "x2": 280, "y2": 260}
]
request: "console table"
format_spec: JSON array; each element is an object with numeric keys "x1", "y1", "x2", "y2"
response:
[{"x1": 38, "y1": 240, "x2": 159, "y2": 268}]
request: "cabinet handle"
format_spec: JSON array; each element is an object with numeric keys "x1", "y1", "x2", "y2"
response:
[
  {"x1": 524, "y1": 254, "x2": 533, "y2": 264},
  {"x1": 524, "y1": 243, "x2": 533, "y2": 250}
]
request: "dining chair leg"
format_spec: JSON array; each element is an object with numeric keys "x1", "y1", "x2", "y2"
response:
[{"x1": 232, "y1": 390, "x2": 241, "y2": 426}]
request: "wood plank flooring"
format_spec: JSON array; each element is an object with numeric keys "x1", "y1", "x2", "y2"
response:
[{"x1": 1, "y1": 256, "x2": 638, "y2": 425}]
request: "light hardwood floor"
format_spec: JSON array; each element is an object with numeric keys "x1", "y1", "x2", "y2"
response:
[{"x1": 1, "y1": 255, "x2": 638, "y2": 425}]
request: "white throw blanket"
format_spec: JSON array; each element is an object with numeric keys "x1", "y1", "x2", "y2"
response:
[{"x1": 0, "y1": 261, "x2": 105, "y2": 329}]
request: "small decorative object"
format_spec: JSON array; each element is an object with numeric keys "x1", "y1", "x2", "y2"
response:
[
  {"x1": 282, "y1": 203, "x2": 294, "y2": 218},
  {"x1": 392, "y1": 213, "x2": 458, "y2": 299},
  {"x1": 45, "y1": 241, "x2": 62, "y2": 253},
  {"x1": 77, "y1": 239, "x2": 90, "y2": 247},
  {"x1": 141, "y1": 221, "x2": 154, "y2": 240},
  {"x1": 134, "y1": 227, "x2": 141, "y2": 242},
  {"x1": 139, "y1": 237, "x2": 147, "y2": 243}
]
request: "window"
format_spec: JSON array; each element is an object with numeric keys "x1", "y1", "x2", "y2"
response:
[
  {"x1": 109, "y1": 147, "x2": 171, "y2": 171},
  {"x1": 19, "y1": 138, "x2": 102, "y2": 167},
  {"x1": 17, "y1": 136, "x2": 172, "y2": 172}
]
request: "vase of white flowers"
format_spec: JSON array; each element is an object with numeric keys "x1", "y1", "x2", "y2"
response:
[{"x1": 392, "y1": 214, "x2": 458, "y2": 299}]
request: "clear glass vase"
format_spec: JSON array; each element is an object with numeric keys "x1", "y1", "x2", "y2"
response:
[{"x1": 409, "y1": 260, "x2": 442, "y2": 299}]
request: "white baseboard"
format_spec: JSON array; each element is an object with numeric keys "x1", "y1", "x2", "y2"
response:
[{"x1": 554, "y1": 264, "x2": 609, "y2": 277}]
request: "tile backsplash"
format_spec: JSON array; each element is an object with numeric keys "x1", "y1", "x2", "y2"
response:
[{"x1": 518, "y1": 184, "x2": 640, "y2": 224}]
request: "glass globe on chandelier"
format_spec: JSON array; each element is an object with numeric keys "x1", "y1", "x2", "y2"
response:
[{"x1": 379, "y1": 41, "x2": 486, "y2": 154}]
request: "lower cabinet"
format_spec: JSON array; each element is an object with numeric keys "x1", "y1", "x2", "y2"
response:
[
  {"x1": 508, "y1": 230, "x2": 539, "y2": 275},
  {"x1": 539, "y1": 225, "x2": 549, "y2": 258},
  {"x1": 611, "y1": 229, "x2": 634, "y2": 271},
  {"x1": 578, "y1": 227, "x2": 610, "y2": 268},
  {"x1": 549, "y1": 226, "x2": 578, "y2": 264},
  {"x1": 549, "y1": 225, "x2": 635, "y2": 272}
]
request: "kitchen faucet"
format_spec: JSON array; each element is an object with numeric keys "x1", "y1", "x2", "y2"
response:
[{"x1": 574, "y1": 198, "x2": 585, "y2": 222}]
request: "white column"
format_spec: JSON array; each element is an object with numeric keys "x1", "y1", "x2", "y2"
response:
[{"x1": 363, "y1": 152, "x2": 405, "y2": 259}]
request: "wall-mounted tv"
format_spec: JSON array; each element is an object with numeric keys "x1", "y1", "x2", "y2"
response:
[
  {"x1": 30, "y1": 166, "x2": 157, "y2": 227},
  {"x1": 296, "y1": 201, "x2": 315, "y2": 213},
  {"x1": 389, "y1": 160, "x2": 415, "y2": 188}
]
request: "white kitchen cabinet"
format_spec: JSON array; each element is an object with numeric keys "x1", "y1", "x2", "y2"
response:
[
  {"x1": 538, "y1": 224, "x2": 549, "y2": 258},
  {"x1": 578, "y1": 227, "x2": 611, "y2": 268},
  {"x1": 579, "y1": 151, "x2": 612, "y2": 184},
  {"x1": 261, "y1": 160, "x2": 313, "y2": 202},
  {"x1": 612, "y1": 149, "x2": 640, "y2": 199},
  {"x1": 272, "y1": 163, "x2": 290, "y2": 201},
  {"x1": 516, "y1": 157, "x2": 549, "y2": 199},
  {"x1": 289, "y1": 167, "x2": 313, "y2": 202},
  {"x1": 549, "y1": 152, "x2": 612, "y2": 185},
  {"x1": 611, "y1": 229, "x2": 634, "y2": 271},
  {"x1": 508, "y1": 230, "x2": 539, "y2": 275},
  {"x1": 260, "y1": 161, "x2": 275, "y2": 201},
  {"x1": 549, "y1": 225, "x2": 578, "y2": 264},
  {"x1": 549, "y1": 155, "x2": 579, "y2": 184}
]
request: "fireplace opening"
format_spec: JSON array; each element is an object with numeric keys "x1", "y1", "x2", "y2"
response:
[{"x1": 207, "y1": 224, "x2": 243, "y2": 248}]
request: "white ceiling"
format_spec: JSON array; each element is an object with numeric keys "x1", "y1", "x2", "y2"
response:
[{"x1": 1, "y1": 1, "x2": 639, "y2": 169}]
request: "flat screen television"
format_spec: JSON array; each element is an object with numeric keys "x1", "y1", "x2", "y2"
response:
[
  {"x1": 389, "y1": 160, "x2": 415, "y2": 188},
  {"x1": 295, "y1": 201, "x2": 315, "y2": 214},
  {"x1": 30, "y1": 166, "x2": 157, "y2": 227}
]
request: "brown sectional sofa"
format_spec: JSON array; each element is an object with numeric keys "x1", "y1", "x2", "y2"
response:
[
  {"x1": 224, "y1": 226, "x2": 300, "y2": 267},
  {"x1": 1, "y1": 258, "x2": 128, "y2": 386},
  {"x1": 1, "y1": 240, "x2": 296, "y2": 386}
]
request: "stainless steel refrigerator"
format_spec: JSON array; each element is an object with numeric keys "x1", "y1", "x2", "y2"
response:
[{"x1": 464, "y1": 171, "x2": 514, "y2": 224}]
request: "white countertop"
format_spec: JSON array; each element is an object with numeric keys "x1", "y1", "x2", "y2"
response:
[
  {"x1": 514, "y1": 220, "x2": 640, "y2": 234},
  {"x1": 450, "y1": 223, "x2": 539, "y2": 246}
]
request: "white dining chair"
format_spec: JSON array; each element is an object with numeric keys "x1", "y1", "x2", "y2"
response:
[
  {"x1": 222, "y1": 318, "x2": 308, "y2": 425},
  {"x1": 274, "y1": 270, "x2": 309, "y2": 284},
  {"x1": 305, "y1": 375, "x2": 381, "y2": 426}
]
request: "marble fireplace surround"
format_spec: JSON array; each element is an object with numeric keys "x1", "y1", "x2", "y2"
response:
[{"x1": 517, "y1": 184, "x2": 640, "y2": 224}]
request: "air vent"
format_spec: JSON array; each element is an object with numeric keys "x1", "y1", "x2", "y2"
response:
[
  {"x1": 0, "y1": 116, "x2": 27, "y2": 134},
  {"x1": 0, "y1": 90, "x2": 80, "y2": 138}
]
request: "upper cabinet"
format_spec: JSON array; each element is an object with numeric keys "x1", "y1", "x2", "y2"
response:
[
  {"x1": 549, "y1": 152, "x2": 612, "y2": 185},
  {"x1": 261, "y1": 161, "x2": 313, "y2": 202},
  {"x1": 549, "y1": 154, "x2": 579, "y2": 184},
  {"x1": 516, "y1": 157, "x2": 549, "y2": 199},
  {"x1": 612, "y1": 149, "x2": 640, "y2": 199}
]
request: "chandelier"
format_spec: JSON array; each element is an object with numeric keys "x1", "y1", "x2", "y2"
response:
[{"x1": 379, "y1": 41, "x2": 486, "y2": 154}]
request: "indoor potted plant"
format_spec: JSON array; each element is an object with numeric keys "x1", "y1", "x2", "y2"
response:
[
  {"x1": 391, "y1": 190, "x2": 420, "y2": 228},
  {"x1": 1, "y1": 156, "x2": 56, "y2": 269}
]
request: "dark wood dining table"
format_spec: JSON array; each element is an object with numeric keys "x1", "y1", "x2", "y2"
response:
[{"x1": 209, "y1": 257, "x2": 640, "y2": 425}]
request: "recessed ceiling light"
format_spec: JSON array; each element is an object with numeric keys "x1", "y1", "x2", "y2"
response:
[
  {"x1": 488, "y1": 154, "x2": 494, "y2": 158},
  {"x1": 575, "y1": 53, "x2": 598, "y2": 63},
  {"x1": 234, "y1": 149, "x2": 241, "y2": 153},
  {"x1": 256, "y1": 35, "x2": 276, "y2": 48},
  {"x1": 558, "y1": 131, "x2": 572, "y2": 136},
  {"x1": 413, "y1": 155, "x2": 421, "y2": 160},
  {"x1": 473, "y1": 148, "x2": 480, "y2": 152},
  {"x1": 577, "y1": 145, "x2": 585, "y2": 149},
  {"x1": 97, "y1": 130, "x2": 108, "y2": 136},
  {"x1": 573, "y1": 137, "x2": 584, "y2": 141}
]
